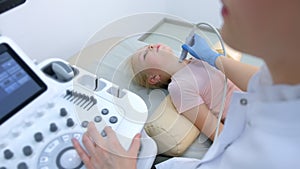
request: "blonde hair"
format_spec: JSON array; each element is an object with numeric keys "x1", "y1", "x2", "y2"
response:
[{"x1": 130, "y1": 54, "x2": 169, "y2": 89}]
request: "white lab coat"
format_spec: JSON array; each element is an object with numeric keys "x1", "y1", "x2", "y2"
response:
[{"x1": 156, "y1": 64, "x2": 300, "y2": 169}]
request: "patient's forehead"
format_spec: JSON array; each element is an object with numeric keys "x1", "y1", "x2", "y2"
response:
[
  {"x1": 132, "y1": 47, "x2": 144, "y2": 61},
  {"x1": 133, "y1": 45, "x2": 147, "y2": 58},
  {"x1": 131, "y1": 49, "x2": 144, "y2": 72},
  {"x1": 136, "y1": 45, "x2": 147, "y2": 52}
]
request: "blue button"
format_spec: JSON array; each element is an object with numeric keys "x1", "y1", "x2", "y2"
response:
[
  {"x1": 101, "y1": 108, "x2": 109, "y2": 115},
  {"x1": 109, "y1": 116, "x2": 118, "y2": 124},
  {"x1": 240, "y1": 98, "x2": 248, "y2": 105}
]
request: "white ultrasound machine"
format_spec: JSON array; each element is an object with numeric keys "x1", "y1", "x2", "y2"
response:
[{"x1": 0, "y1": 36, "x2": 157, "y2": 169}]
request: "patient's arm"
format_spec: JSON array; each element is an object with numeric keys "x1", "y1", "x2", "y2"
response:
[
  {"x1": 215, "y1": 57, "x2": 259, "y2": 91},
  {"x1": 182, "y1": 104, "x2": 223, "y2": 141}
]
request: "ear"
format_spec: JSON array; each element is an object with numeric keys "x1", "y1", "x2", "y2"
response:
[{"x1": 147, "y1": 75, "x2": 161, "y2": 85}]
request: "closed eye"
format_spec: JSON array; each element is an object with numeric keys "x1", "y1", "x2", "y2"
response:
[
  {"x1": 143, "y1": 47, "x2": 149, "y2": 60},
  {"x1": 143, "y1": 50, "x2": 148, "y2": 60}
]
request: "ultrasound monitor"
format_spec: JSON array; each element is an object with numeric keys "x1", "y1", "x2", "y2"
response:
[{"x1": 0, "y1": 43, "x2": 47, "y2": 124}]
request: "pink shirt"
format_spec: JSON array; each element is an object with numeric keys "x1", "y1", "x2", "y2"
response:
[{"x1": 168, "y1": 59, "x2": 240, "y2": 120}]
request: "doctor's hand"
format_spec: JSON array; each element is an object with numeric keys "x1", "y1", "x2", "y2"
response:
[
  {"x1": 72, "y1": 122, "x2": 141, "y2": 169},
  {"x1": 182, "y1": 34, "x2": 221, "y2": 68}
]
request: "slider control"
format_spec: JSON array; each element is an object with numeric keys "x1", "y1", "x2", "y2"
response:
[{"x1": 52, "y1": 61, "x2": 74, "y2": 82}]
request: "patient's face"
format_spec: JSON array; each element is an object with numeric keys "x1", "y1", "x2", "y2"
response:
[{"x1": 131, "y1": 44, "x2": 177, "y2": 74}]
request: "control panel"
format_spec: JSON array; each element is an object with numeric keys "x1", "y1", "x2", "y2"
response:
[{"x1": 0, "y1": 36, "x2": 153, "y2": 169}]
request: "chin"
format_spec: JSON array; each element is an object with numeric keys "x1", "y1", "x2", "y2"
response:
[
  {"x1": 221, "y1": 25, "x2": 244, "y2": 53},
  {"x1": 221, "y1": 26, "x2": 234, "y2": 48}
]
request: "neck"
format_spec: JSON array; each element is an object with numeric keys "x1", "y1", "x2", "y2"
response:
[
  {"x1": 167, "y1": 59, "x2": 189, "y2": 76},
  {"x1": 266, "y1": 57, "x2": 300, "y2": 85},
  {"x1": 269, "y1": 65, "x2": 300, "y2": 85}
]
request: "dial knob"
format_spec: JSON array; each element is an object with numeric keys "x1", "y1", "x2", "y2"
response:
[
  {"x1": 66, "y1": 118, "x2": 74, "y2": 127},
  {"x1": 3, "y1": 149, "x2": 13, "y2": 159},
  {"x1": 23, "y1": 146, "x2": 33, "y2": 156},
  {"x1": 50, "y1": 123, "x2": 58, "y2": 132},
  {"x1": 34, "y1": 132, "x2": 43, "y2": 142}
]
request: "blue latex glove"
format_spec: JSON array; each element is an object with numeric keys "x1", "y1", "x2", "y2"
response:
[{"x1": 182, "y1": 34, "x2": 221, "y2": 68}]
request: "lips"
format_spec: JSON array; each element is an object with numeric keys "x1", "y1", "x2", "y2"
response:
[
  {"x1": 220, "y1": 0, "x2": 229, "y2": 17},
  {"x1": 221, "y1": 5, "x2": 229, "y2": 17},
  {"x1": 157, "y1": 45, "x2": 160, "y2": 52}
]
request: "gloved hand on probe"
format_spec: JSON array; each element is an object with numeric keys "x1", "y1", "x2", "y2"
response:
[{"x1": 182, "y1": 34, "x2": 221, "y2": 68}]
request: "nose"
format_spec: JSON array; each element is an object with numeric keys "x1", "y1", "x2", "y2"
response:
[{"x1": 148, "y1": 44, "x2": 154, "y2": 49}]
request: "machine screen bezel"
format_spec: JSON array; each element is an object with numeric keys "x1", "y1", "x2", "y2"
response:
[{"x1": 0, "y1": 43, "x2": 47, "y2": 124}]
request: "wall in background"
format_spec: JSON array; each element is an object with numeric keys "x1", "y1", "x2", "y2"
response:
[
  {"x1": 0, "y1": 0, "x2": 222, "y2": 62},
  {"x1": 165, "y1": 0, "x2": 223, "y2": 27}
]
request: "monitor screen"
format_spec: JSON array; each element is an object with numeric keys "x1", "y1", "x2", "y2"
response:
[
  {"x1": 0, "y1": 0, "x2": 26, "y2": 14},
  {"x1": 0, "y1": 43, "x2": 47, "y2": 124}
]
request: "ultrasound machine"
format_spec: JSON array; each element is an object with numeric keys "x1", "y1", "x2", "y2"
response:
[{"x1": 0, "y1": 36, "x2": 157, "y2": 169}]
